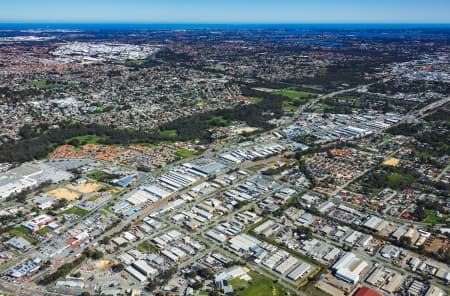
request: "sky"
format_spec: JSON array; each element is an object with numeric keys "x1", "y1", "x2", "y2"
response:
[{"x1": 1, "y1": 0, "x2": 449, "y2": 24}]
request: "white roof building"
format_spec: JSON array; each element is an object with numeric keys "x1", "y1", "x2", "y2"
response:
[
  {"x1": 126, "y1": 265, "x2": 147, "y2": 282},
  {"x1": 287, "y1": 262, "x2": 312, "y2": 281},
  {"x1": 132, "y1": 260, "x2": 158, "y2": 277},
  {"x1": 363, "y1": 216, "x2": 386, "y2": 232},
  {"x1": 332, "y1": 253, "x2": 368, "y2": 284},
  {"x1": 215, "y1": 266, "x2": 248, "y2": 282},
  {"x1": 228, "y1": 234, "x2": 260, "y2": 253},
  {"x1": 274, "y1": 256, "x2": 299, "y2": 274},
  {"x1": 21, "y1": 214, "x2": 54, "y2": 231}
]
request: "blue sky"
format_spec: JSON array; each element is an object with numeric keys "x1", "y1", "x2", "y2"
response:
[{"x1": 1, "y1": 0, "x2": 449, "y2": 23}]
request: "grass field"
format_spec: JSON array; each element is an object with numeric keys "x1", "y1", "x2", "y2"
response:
[
  {"x1": 175, "y1": 149, "x2": 198, "y2": 159},
  {"x1": 124, "y1": 58, "x2": 150, "y2": 65},
  {"x1": 247, "y1": 164, "x2": 268, "y2": 173},
  {"x1": 88, "y1": 171, "x2": 109, "y2": 181},
  {"x1": 37, "y1": 226, "x2": 51, "y2": 235},
  {"x1": 272, "y1": 88, "x2": 317, "y2": 112},
  {"x1": 312, "y1": 106, "x2": 325, "y2": 113},
  {"x1": 61, "y1": 206, "x2": 89, "y2": 217},
  {"x1": 9, "y1": 226, "x2": 38, "y2": 244},
  {"x1": 252, "y1": 97, "x2": 264, "y2": 104},
  {"x1": 319, "y1": 68, "x2": 328, "y2": 76},
  {"x1": 208, "y1": 115, "x2": 229, "y2": 126},
  {"x1": 68, "y1": 135, "x2": 110, "y2": 145},
  {"x1": 282, "y1": 100, "x2": 299, "y2": 112},
  {"x1": 203, "y1": 65, "x2": 226, "y2": 72},
  {"x1": 87, "y1": 106, "x2": 107, "y2": 114},
  {"x1": 158, "y1": 129, "x2": 178, "y2": 137},
  {"x1": 229, "y1": 271, "x2": 288, "y2": 296},
  {"x1": 272, "y1": 88, "x2": 316, "y2": 100},
  {"x1": 87, "y1": 195, "x2": 101, "y2": 202},
  {"x1": 196, "y1": 101, "x2": 207, "y2": 107},
  {"x1": 424, "y1": 209, "x2": 448, "y2": 224},
  {"x1": 130, "y1": 143, "x2": 157, "y2": 149},
  {"x1": 25, "y1": 80, "x2": 61, "y2": 89},
  {"x1": 302, "y1": 84, "x2": 324, "y2": 91},
  {"x1": 9, "y1": 226, "x2": 31, "y2": 236}
]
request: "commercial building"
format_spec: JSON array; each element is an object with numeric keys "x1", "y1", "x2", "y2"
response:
[
  {"x1": 7, "y1": 258, "x2": 41, "y2": 278},
  {"x1": 363, "y1": 216, "x2": 386, "y2": 232},
  {"x1": 30, "y1": 194, "x2": 57, "y2": 210},
  {"x1": 21, "y1": 214, "x2": 54, "y2": 231},
  {"x1": 143, "y1": 185, "x2": 172, "y2": 200},
  {"x1": 332, "y1": 253, "x2": 368, "y2": 284},
  {"x1": 6, "y1": 236, "x2": 32, "y2": 251},
  {"x1": 425, "y1": 286, "x2": 446, "y2": 296},
  {"x1": 132, "y1": 260, "x2": 158, "y2": 277},
  {"x1": 287, "y1": 262, "x2": 311, "y2": 281},
  {"x1": 0, "y1": 165, "x2": 41, "y2": 199},
  {"x1": 113, "y1": 174, "x2": 137, "y2": 187},
  {"x1": 185, "y1": 159, "x2": 228, "y2": 176},
  {"x1": 126, "y1": 265, "x2": 147, "y2": 283},
  {"x1": 0, "y1": 163, "x2": 72, "y2": 200},
  {"x1": 353, "y1": 287, "x2": 382, "y2": 296},
  {"x1": 228, "y1": 234, "x2": 261, "y2": 254}
]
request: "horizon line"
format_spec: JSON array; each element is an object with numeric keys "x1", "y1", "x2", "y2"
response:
[{"x1": 1, "y1": 21, "x2": 450, "y2": 25}]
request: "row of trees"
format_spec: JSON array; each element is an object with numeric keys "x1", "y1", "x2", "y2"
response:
[
  {"x1": 145, "y1": 266, "x2": 178, "y2": 292},
  {"x1": 387, "y1": 122, "x2": 423, "y2": 136},
  {"x1": 319, "y1": 95, "x2": 395, "y2": 114},
  {"x1": 38, "y1": 248, "x2": 105, "y2": 286},
  {"x1": 369, "y1": 80, "x2": 450, "y2": 95},
  {"x1": 39, "y1": 254, "x2": 86, "y2": 285}
]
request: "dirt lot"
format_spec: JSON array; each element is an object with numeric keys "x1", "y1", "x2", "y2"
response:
[
  {"x1": 95, "y1": 260, "x2": 114, "y2": 271},
  {"x1": 424, "y1": 237, "x2": 449, "y2": 254},
  {"x1": 67, "y1": 182, "x2": 103, "y2": 194},
  {"x1": 46, "y1": 188, "x2": 81, "y2": 201},
  {"x1": 321, "y1": 272, "x2": 354, "y2": 295},
  {"x1": 383, "y1": 158, "x2": 400, "y2": 167}
]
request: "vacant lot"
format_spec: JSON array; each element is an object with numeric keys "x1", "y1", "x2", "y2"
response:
[
  {"x1": 95, "y1": 260, "x2": 114, "y2": 271},
  {"x1": 67, "y1": 182, "x2": 103, "y2": 194},
  {"x1": 229, "y1": 271, "x2": 288, "y2": 296},
  {"x1": 382, "y1": 158, "x2": 400, "y2": 167},
  {"x1": 175, "y1": 149, "x2": 198, "y2": 159},
  {"x1": 46, "y1": 188, "x2": 81, "y2": 201},
  {"x1": 61, "y1": 206, "x2": 89, "y2": 217},
  {"x1": 423, "y1": 236, "x2": 449, "y2": 253}
]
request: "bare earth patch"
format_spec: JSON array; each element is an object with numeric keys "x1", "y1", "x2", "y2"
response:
[
  {"x1": 66, "y1": 182, "x2": 104, "y2": 194},
  {"x1": 46, "y1": 188, "x2": 81, "y2": 201},
  {"x1": 95, "y1": 260, "x2": 114, "y2": 270}
]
